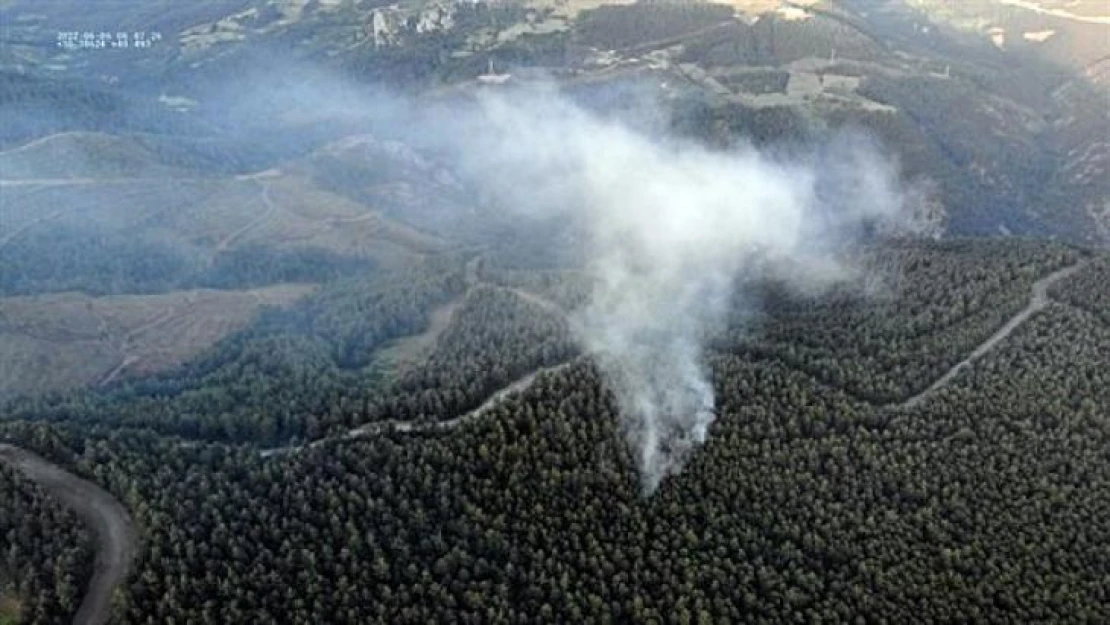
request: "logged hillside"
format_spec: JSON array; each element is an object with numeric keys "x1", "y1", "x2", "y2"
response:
[{"x1": 0, "y1": 284, "x2": 316, "y2": 398}]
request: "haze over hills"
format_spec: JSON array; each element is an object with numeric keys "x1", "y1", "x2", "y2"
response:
[
  {"x1": 908, "y1": 0, "x2": 1110, "y2": 86},
  {"x1": 0, "y1": 2, "x2": 1108, "y2": 624},
  {"x1": 1, "y1": 0, "x2": 1107, "y2": 244}
]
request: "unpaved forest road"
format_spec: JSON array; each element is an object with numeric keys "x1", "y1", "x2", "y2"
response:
[
  {"x1": 216, "y1": 182, "x2": 277, "y2": 252},
  {"x1": 345, "y1": 360, "x2": 576, "y2": 438},
  {"x1": 0, "y1": 444, "x2": 136, "y2": 625},
  {"x1": 260, "y1": 359, "x2": 577, "y2": 458},
  {"x1": 894, "y1": 260, "x2": 1089, "y2": 410}
]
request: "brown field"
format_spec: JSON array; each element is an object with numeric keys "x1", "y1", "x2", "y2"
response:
[{"x1": 0, "y1": 283, "x2": 316, "y2": 398}]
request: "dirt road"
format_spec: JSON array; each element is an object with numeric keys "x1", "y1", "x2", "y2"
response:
[
  {"x1": 256, "y1": 264, "x2": 578, "y2": 458},
  {"x1": 216, "y1": 182, "x2": 277, "y2": 252},
  {"x1": 346, "y1": 360, "x2": 576, "y2": 437},
  {"x1": 261, "y1": 361, "x2": 577, "y2": 458},
  {"x1": 896, "y1": 260, "x2": 1089, "y2": 409},
  {"x1": 0, "y1": 444, "x2": 136, "y2": 625}
]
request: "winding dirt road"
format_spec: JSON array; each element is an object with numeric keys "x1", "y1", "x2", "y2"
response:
[
  {"x1": 257, "y1": 259, "x2": 579, "y2": 458},
  {"x1": 894, "y1": 260, "x2": 1089, "y2": 409},
  {"x1": 0, "y1": 444, "x2": 136, "y2": 625},
  {"x1": 261, "y1": 360, "x2": 577, "y2": 458}
]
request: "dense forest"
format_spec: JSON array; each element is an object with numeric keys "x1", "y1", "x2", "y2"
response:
[
  {"x1": 1, "y1": 238, "x2": 1106, "y2": 623},
  {"x1": 0, "y1": 463, "x2": 92, "y2": 625},
  {"x1": 724, "y1": 239, "x2": 1081, "y2": 403},
  {"x1": 1048, "y1": 255, "x2": 1110, "y2": 325}
]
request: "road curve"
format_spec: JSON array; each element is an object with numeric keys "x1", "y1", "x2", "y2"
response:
[
  {"x1": 895, "y1": 259, "x2": 1089, "y2": 410},
  {"x1": 260, "y1": 266, "x2": 574, "y2": 458},
  {"x1": 0, "y1": 444, "x2": 137, "y2": 625},
  {"x1": 261, "y1": 360, "x2": 577, "y2": 458}
]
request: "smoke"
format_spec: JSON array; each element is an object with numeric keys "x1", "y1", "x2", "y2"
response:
[
  {"x1": 5, "y1": 47, "x2": 910, "y2": 493},
  {"x1": 447, "y1": 87, "x2": 909, "y2": 494}
]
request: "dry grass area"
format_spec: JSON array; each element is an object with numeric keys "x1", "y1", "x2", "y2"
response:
[
  {"x1": 0, "y1": 172, "x2": 444, "y2": 270},
  {"x1": 999, "y1": 0, "x2": 1110, "y2": 21},
  {"x1": 530, "y1": 0, "x2": 635, "y2": 19},
  {"x1": 0, "y1": 283, "x2": 316, "y2": 398},
  {"x1": 911, "y1": 0, "x2": 1109, "y2": 74},
  {"x1": 715, "y1": 0, "x2": 820, "y2": 13}
]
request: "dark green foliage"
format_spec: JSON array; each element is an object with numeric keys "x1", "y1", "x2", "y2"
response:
[
  {"x1": 666, "y1": 94, "x2": 813, "y2": 147},
  {"x1": 373, "y1": 285, "x2": 576, "y2": 424},
  {"x1": 1048, "y1": 256, "x2": 1110, "y2": 325},
  {"x1": 198, "y1": 245, "x2": 373, "y2": 290},
  {"x1": 722, "y1": 239, "x2": 1081, "y2": 403},
  {"x1": 0, "y1": 72, "x2": 201, "y2": 148},
  {"x1": 1, "y1": 242, "x2": 1106, "y2": 624},
  {"x1": 856, "y1": 75, "x2": 1067, "y2": 238},
  {"x1": 0, "y1": 464, "x2": 93, "y2": 625},
  {"x1": 485, "y1": 268, "x2": 592, "y2": 312},
  {"x1": 0, "y1": 225, "x2": 202, "y2": 296},
  {"x1": 718, "y1": 70, "x2": 790, "y2": 95},
  {"x1": 678, "y1": 12, "x2": 882, "y2": 68}
]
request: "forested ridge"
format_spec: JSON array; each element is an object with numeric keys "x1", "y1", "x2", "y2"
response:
[{"x1": 0, "y1": 238, "x2": 1107, "y2": 623}]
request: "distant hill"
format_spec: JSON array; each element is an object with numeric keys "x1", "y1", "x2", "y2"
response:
[
  {"x1": 0, "y1": 131, "x2": 189, "y2": 179},
  {"x1": 0, "y1": 0, "x2": 1106, "y2": 246},
  {"x1": 907, "y1": 0, "x2": 1110, "y2": 89}
]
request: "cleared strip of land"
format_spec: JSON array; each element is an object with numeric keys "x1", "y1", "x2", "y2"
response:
[{"x1": 894, "y1": 260, "x2": 1089, "y2": 409}]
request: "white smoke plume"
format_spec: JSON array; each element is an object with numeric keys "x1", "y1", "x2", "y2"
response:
[
  {"x1": 448, "y1": 87, "x2": 909, "y2": 494},
  {"x1": 420, "y1": 85, "x2": 907, "y2": 494}
]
